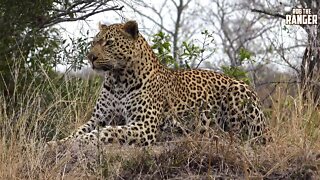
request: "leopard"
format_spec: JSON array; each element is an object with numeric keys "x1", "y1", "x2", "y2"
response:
[{"x1": 58, "y1": 20, "x2": 268, "y2": 146}]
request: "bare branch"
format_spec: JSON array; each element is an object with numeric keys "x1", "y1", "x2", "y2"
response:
[
  {"x1": 257, "y1": 80, "x2": 299, "y2": 87},
  {"x1": 119, "y1": 0, "x2": 174, "y2": 35},
  {"x1": 5, "y1": 0, "x2": 124, "y2": 54},
  {"x1": 43, "y1": 5, "x2": 124, "y2": 28},
  {"x1": 251, "y1": 8, "x2": 286, "y2": 19}
]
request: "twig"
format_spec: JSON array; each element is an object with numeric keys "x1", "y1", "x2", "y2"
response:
[
  {"x1": 251, "y1": 9, "x2": 286, "y2": 19},
  {"x1": 257, "y1": 80, "x2": 299, "y2": 87},
  {"x1": 5, "y1": 1, "x2": 124, "y2": 55}
]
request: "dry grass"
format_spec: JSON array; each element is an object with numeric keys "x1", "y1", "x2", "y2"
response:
[{"x1": 1, "y1": 72, "x2": 320, "y2": 179}]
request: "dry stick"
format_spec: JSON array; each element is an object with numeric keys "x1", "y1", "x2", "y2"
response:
[{"x1": 251, "y1": 9, "x2": 286, "y2": 19}]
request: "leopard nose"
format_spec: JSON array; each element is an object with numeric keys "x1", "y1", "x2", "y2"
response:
[{"x1": 87, "y1": 53, "x2": 98, "y2": 62}]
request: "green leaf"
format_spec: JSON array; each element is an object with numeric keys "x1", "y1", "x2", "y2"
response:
[
  {"x1": 239, "y1": 48, "x2": 252, "y2": 62},
  {"x1": 221, "y1": 65, "x2": 251, "y2": 85}
]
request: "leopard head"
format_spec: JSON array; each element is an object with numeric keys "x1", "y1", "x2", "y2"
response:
[{"x1": 87, "y1": 21, "x2": 139, "y2": 72}]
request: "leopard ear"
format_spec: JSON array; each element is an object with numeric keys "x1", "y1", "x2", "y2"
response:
[
  {"x1": 123, "y1": 21, "x2": 139, "y2": 39},
  {"x1": 99, "y1": 22, "x2": 107, "y2": 30}
]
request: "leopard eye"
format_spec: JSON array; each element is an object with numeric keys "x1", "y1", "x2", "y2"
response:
[{"x1": 104, "y1": 38, "x2": 115, "y2": 46}]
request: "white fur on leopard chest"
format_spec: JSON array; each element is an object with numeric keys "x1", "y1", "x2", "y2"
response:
[{"x1": 110, "y1": 90, "x2": 140, "y2": 122}]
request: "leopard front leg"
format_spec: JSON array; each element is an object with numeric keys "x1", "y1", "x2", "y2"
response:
[
  {"x1": 53, "y1": 89, "x2": 117, "y2": 144},
  {"x1": 60, "y1": 112, "x2": 114, "y2": 143},
  {"x1": 77, "y1": 119, "x2": 158, "y2": 146},
  {"x1": 74, "y1": 100, "x2": 162, "y2": 146}
]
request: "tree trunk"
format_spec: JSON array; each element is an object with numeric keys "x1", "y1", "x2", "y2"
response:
[{"x1": 300, "y1": 24, "x2": 320, "y2": 106}]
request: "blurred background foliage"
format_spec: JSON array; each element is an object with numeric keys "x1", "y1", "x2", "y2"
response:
[{"x1": 0, "y1": 0, "x2": 122, "y2": 108}]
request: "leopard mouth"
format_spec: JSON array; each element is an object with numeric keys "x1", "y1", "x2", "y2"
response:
[
  {"x1": 101, "y1": 65, "x2": 113, "y2": 71},
  {"x1": 92, "y1": 63, "x2": 113, "y2": 71}
]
